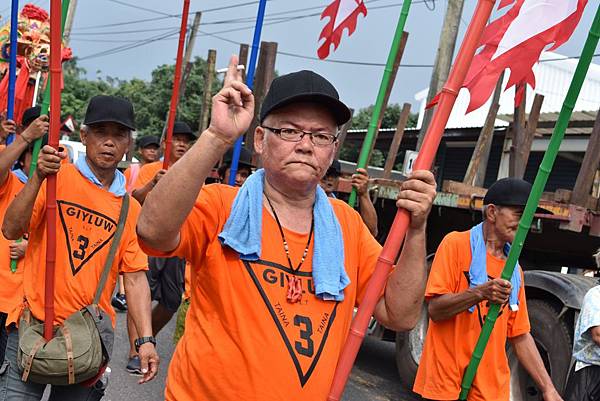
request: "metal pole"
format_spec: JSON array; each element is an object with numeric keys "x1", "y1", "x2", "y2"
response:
[
  {"x1": 327, "y1": 1, "x2": 496, "y2": 399},
  {"x1": 163, "y1": 0, "x2": 191, "y2": 169},
  {"x1": 5, "y1": 0, "x2": 19, "y2": 146},
  {"x1": 459, "y1": 4, "x2": 600, "y2": 399},
  {"x1": 228, "y1": 0, "x2": 267, "y2": 186},
  {"x1": 347, "y1": 0, "x2": 412, "y2": 207}
]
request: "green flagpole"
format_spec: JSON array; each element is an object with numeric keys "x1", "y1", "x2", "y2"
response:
[
  {"x1": 459, "y1": 5, "x2": 600, "y2": 399},
  {"x1": 9, "y1": 0, "x2": 70, "y2": 273},
  {"x1": 347, "y1": 0, "x2": 412, "y2": 208}
]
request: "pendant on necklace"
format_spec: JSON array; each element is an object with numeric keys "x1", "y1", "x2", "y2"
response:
[{"x1": 286, "y1": 275, "x2": 303, "y2": 303}]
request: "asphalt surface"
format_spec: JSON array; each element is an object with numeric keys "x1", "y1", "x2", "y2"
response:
[{"x1": 43, "y1": 308, "x2": 421, "y2": 401}]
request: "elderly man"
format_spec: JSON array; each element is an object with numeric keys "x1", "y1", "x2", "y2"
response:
[
  {"x1": 413, "y1": 178, "x2": 563, "y2": 401},
  {"x1": 565, "y1": 251, "x2": 600, "y2": 400},
  {"x1": 2, "y1": 95, "x2": 158, "y2": 400},
  {"x1": 137, "y1": 56, "x2": 436, "y2": 401}
]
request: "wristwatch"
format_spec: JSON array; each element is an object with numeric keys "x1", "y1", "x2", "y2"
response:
[{"x1": 134, "y1": 336, "x2": 156, "y2": 352}]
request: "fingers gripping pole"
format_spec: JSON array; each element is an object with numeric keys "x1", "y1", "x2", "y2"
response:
[
  {"x1": 163, "y1": 0, "x2": 191, "y2": 170},
  {"x1": 228, "y1": 0, "x2": 267, "y2": 186},
  {"x1": 327, "y1": 1, "x2": 497, "y2": 399}
]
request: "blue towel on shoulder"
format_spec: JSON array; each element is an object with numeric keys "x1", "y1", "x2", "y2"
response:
[
  {"x1": 219, "y1": 168, "x2": 350, "y2": 301},
  {"x1": 468, "y1": 222, "x2": 521, "y2": 312}
]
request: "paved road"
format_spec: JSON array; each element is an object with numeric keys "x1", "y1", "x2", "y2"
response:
[{"x1": 98, "y1": 310, "x2": 421, "y2": 401}]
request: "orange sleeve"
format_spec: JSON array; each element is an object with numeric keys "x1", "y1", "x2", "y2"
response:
[
  {"x1": 353, "y1": 209, "x2": 383, "y2": 307},
  {"x1": 28, "y1": 179, "x2": 48, "y2": 233},
  {"x1": 507, "y1": 270, "x2": 531, "y2": 337},
  {"x1": 139, "y1": 184, "x2": 226, "y2": 264},
  {"x1": 132, "y1": 163, "x2": 155, "y2": 190},
  {"x1": 425, "y1": 232, "x2": 463, "y2": 298}
]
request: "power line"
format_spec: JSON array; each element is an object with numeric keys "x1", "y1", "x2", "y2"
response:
[{"x1": 105, "y1": 0, "x2": 174, "y2": 17}]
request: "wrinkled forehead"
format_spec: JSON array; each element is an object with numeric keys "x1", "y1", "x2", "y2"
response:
[
  {"x1": 263, "y1": 102, "x2": 338, "y2": 131},
  {"x1": 86, "y1": 122, "x2": 131, "y2": 136}
]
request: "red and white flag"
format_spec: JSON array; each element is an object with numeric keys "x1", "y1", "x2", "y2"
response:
[
  {"x1": 318, "y1": 0, "x2": 367, "y2": 60},
  {"x1": 434, "y1": 0, "x2": 587, "y2": 113}
]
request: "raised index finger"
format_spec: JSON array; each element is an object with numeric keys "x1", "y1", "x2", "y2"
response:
[{"x1": 223, "y1": 55, "x2": 241, "y2": 87}]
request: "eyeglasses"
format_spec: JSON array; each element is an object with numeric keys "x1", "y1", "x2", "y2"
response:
[{"x1": 262, "y1": 126, "x2": 337, "y2": 147}]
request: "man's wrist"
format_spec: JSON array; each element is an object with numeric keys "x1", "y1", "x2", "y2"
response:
[{"x1": 204, "y1": 128, "x2": 235, "y2": 147}]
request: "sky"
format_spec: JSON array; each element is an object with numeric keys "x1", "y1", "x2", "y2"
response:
[{"x1": 1, "y1": 0, "x2": 597, "y2": 112}]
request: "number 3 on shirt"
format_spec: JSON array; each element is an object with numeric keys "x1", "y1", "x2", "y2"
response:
[
  {"x1": 72, "y1": 235, "x2": 90, "y2": 260},
  {"x1": 294, "y1": 315, "x2": 314, "y2": 357}
]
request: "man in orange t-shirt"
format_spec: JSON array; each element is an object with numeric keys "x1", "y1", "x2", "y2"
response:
[
  {"x1": 413, "y1": 178, "x2": 563, "y2": 401},
  {"x1": 0, "y1": 110, "x2": 49, "y2": 363},
  {"x1": 2, "y1": 95, "x2": 159, "y2": 400},
  {"x1": 137, "y1": 57, "x2": 437, "y2": 401}
]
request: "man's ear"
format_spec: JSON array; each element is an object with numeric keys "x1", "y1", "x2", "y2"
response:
[
  {"x1": 80, "y1": 128, "x2": 88, "y2": 146},
  {"x1": 254, "y1": 126, "x2": 266, "y2": 155}
]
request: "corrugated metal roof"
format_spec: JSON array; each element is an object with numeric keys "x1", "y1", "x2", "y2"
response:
[{"x1": 414, "y1": 51, "x2": 600, "y2": 130}]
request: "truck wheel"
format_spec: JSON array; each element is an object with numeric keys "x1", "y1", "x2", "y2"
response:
[
  {"x1": 395, "y1": 304, "x2": 428, "y2": 390},
  {"x1": 508, "y1": 299, "x2": 572, "y2": 401}
]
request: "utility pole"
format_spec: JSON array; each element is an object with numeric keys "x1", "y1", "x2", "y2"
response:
[
  {"x1": 416, "y1": 0, "x2": 465, "y2": 150},
  {"x1": 199, "y1": 49, "x2": 216, "y2": 133},
  {"x1": 62, "y1": 0, "x2": 78, "y2": 44},
  {"x1": 245, "y1": 41, "x2": 278, "y2": 157},
  {"x1": 179, "y1": 12, "x2": 202, "y2": 99},
  {"x1": 238, "y1": 43, "x2": 250, "y2": 82}
]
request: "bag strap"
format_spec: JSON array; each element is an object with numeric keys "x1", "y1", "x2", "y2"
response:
[{"x1": 93, "y1": 194, "x2": 130, "y2": 305}]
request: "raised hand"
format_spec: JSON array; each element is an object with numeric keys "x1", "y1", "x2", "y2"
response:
[
  {"x1": 21, "y1": 115, "x2": 49, "y2": 143},
  {"x1": 206, "y1": 55, "x2": 255, "y2": 146},
  {"x1": 352, "y1": 168, "x2": 370, "y2": 196},
  {"x1": 36, "y1": 145, "x2": 67, "y2": 180},
  {"x1": 476, "y1": 278, "x2": 512, "y2": 305},
  {"x1": 0, "y1": 119, "x2": 17, "y2": 140},
  {"x1": 396, "y1": 170, "x2": 437, "y2": 229}
]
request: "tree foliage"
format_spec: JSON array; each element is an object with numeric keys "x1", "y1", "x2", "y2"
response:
[{"x1": 61, "y1": 56, "x2": 221, "y2": 139}]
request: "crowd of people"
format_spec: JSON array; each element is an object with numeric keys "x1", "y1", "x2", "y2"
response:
[{"x1": 0, "y1": 55, "x2": 597, "y2": 401}]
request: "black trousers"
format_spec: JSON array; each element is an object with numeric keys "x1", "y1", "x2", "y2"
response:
[
  {"x1": 0, "y1": 312, "x2": 7, "y2": 365},
  {"x1": 565, "y1": 364, "x2": 600, "y2": 401}
]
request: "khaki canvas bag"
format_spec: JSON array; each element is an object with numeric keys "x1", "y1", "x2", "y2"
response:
[{"x1": 17, "y1": 194, "x2": 130, "y2": 385}]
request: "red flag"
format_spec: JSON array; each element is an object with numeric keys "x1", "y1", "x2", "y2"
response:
[
  {"x1": 427, "y1": 0, "x2": 587, "y2": 113},
  {"x1": 318, "y1": 0, "x2": 367, "y2": 60}
]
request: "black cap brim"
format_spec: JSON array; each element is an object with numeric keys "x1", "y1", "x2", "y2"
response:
[
  {"x1": 260, "y1": 93, "x2": 351, "y2": 126},
  {"x1": 85, "y1": 118, "x2": 135, "y2": 131}
]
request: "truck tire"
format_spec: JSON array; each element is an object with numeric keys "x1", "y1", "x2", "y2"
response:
[
  {"x1": 508, "y1": 299, "x2": 572, "y2": 400},
  {"x1": 395, "y1": 305, "x2": 428, "y2": 390}
]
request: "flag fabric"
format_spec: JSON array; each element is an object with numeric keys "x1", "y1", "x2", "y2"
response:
[
  {"x1": 463, "y1": 0, "x2": 587, "y2": 113},
  {"x1": 318, "y1": 0, "x2": 367, "y2": 59}
]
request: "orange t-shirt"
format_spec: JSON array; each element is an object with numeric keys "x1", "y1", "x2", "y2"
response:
[
  {"x1": 413, "y1": 230, "x2": 530, "y2": 401},
  {"x1": 10, "y1": 164, "x2": 148, "y2": 328},
  {"x1": 183, "y1": 261, "x2": 192, "y2": 300},
  {"x1": 140, "y1": 184, "x2": 382, "y2": 401},
  {"x1": 0, "y1": 172, "x2": 25, "y2": 314},
  {"x1": 132, "y1": 161, "x2": 162, "y2": 191}
]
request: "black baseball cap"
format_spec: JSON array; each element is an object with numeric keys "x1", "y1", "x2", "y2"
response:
[
  {"x1": 172, "y1": 121, "x2": 197, "y2": 139},
  {"x1": 223, "y1": 147, "x2": 254, "y2": 168},
  {"x1": 326, "y1": 160, "x2": 341, "y2": 177},
  {"x1": 259, "y1": 70, "x2": 351, "y2": 126},
  {"x1": 83, "y1": 95, "x2": 135, "y2": 130},
  {"x1": 138, "y1": 135, "x2": 160, "y2": 149},
  {"x1": 484, "y1": 177, "x2": 549, "y2": 213},
  {"x1": 22, "y1": 106, "x2": 42, "y2": 127}
]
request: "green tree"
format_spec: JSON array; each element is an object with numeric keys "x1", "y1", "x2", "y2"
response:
[
  {"x1": 351, "y1": 103, "x2": 418, "y2": 130},
  {"x1": 61, "y1": 56, "x2": 221, "y2": 140}
]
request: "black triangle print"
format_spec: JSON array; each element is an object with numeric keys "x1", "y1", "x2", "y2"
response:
[
  {"x1": 57, "y1": 200, "x2": 117, "y2": 276},
  {"x1": 243, "y1": 260, "x2": 338, "y2": 387}
]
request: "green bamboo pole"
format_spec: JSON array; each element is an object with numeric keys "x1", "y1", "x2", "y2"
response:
[
  {"x1": 347, "y1": 0, "x2": 412, "y2": 207},
  {"x1": 9, "y1": 0, "x2": 70, "y2": 273},
  {"x1": 459, "y1": 5, "x2": 600, "y2": 399}
]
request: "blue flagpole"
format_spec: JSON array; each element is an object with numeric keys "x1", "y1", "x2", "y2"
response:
[
  {"x1": 228, "y1": 0, "x2": 267, "y2": 186},
  {"x1": 5, "y1": 0, "x2": 19, "y2": 145}
]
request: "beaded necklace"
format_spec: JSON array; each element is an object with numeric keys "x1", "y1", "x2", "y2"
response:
[{"x1": 264, "y1": 192, "x2": 314, "y2": 303}]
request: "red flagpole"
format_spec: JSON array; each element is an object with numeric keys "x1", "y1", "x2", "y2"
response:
[
  {"x1": 327, "y1": 0, "x2": 497, "y2": 399},
  {"x1": 44, "y1": 0, "x2": 62, "y2": 341},
  {"x1": 163, "y1": 0, "x2": 190, "y2": 169}
]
